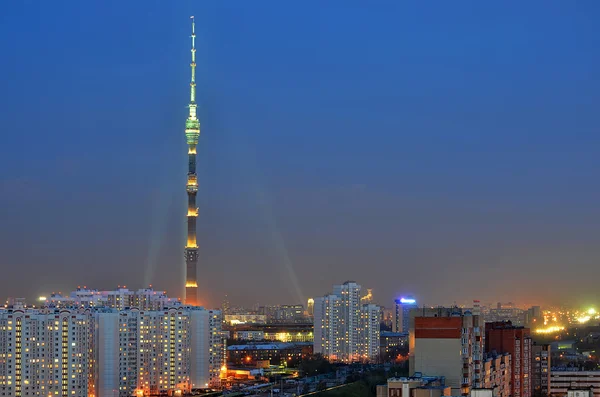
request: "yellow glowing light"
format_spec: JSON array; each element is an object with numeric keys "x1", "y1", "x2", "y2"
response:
[
  {"x1": 187, "y1": 209, "x2": 198, "y2": 217},
  {"x1": 188, "y1": 148, "x2": 197, "y2": 155},
  {"x1": 588, "y1": 308, "x2": 596, "y2": 315},
  {"x1": 578, "y1": 316, "x2": 591, "y2": 324},
  {"x1": 535, "y1": 326, "x2": 564, "y2": 334},
  {"x1": 185, "y1": 282, "x2": 198, "y2": 288},
  {"x1": 38, "y1": 296, "x2": 46, "y2": 302}
]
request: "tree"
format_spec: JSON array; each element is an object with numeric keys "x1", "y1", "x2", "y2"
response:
[{"x1": 298, "y1": 354, "x2": 334, "y2": 376}]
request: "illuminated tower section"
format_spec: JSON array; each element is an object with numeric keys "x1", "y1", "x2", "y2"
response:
[{"x1": 185, "y1": 16, "x2": 200, "y2": 306}]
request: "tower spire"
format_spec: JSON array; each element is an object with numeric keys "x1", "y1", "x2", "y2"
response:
[
  {"x1": 190, "y1": 16, "x2": 196, "y2": 105},
  {"x1": 184, "y1": 16, "x2": 200, "y2": 306}
]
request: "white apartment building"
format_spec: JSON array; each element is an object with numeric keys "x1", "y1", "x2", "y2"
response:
[
  {"x1": 0, "y1": 308, "x2": 92, "y2": 397},
  {"x1": 314, "y1": 281, "x2": 381, "y2": 362},
  {"x1": 95, "y1": 307, "x2": 224, "y2": 397},
  {"x1": 360, "y1": 303, "x2": 381, "y2": 362},
  {"x1": 0, "y1": 305, "x2": 224, "y2": 397},
  {"x1": 313, "y1": 294, "x2": 340, "y2": 359}
]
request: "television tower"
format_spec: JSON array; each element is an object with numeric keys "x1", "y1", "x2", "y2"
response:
[{"x1": 184, "y1": 16, "x2": 200, "y2": 306}]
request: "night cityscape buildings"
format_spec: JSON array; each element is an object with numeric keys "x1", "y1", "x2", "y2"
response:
[
  {"x1": 1, "y1": 8, "x2": 600, "y2": 397},
  {"x1": 0, "y1": 289, "x2": 225, "y2": 397},
  {"x1": 313, "y1": 281, "x2": 381, "y2": 362}
]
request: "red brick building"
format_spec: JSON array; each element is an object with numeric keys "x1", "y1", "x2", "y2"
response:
[{"x1": 485, "y1": 321, "x2": 532, "y2": 397}]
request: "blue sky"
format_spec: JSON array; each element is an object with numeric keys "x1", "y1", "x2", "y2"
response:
[{"x1": 1, "y1": 1, "x2": 599, "y2": 308}]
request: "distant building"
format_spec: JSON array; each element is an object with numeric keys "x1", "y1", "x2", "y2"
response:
[
  {"x1": 532, "y1": 343, "x2": 551, "y2": 396},
  {"x1": 227, "y1": 342, "x2": 312, "y2": 366},
  {"x1": 230, "y1": 324, "x2": 313, "y2": 343},
  {"x1": 380, "y1": 331, "x2": 408, "y2": 359},
  {"x1": 314, "y1": 281, "x2": 381, "y2": 362},
  {"x1": 233, "y1": 329, "x2": 265, "y2": 341},
  {"x1": 224, "y1": 313, "x2": 267, "y2": 325},
  {"x1": 483, "y1": 307, "x2": 526, "y2": 326},
  {"x1": 485, "y1": 321, "x2": 532, "y2": 397},
  {"x1": 41, "y1": 286, "x2": 182, "y2": 310},
  {"x1": 409, "y1": 307, "x2": 484, "y2": 396},
  {"x1": 550, "y1": 371, "x2": 600, "y2": 397},
  {"x1": 260, "y1": 304, "x2": 307, "y2": 324},
  {"x1": 395, "y1": 296, "x2": 418, "y2": 333},
  {"x1": 525, "y1": 306, "x2": 543, "y2": 328}
]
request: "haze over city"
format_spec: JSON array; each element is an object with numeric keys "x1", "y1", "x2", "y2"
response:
[{"x1": 2, "y1": 1, "x2": 600, "y2": 309}]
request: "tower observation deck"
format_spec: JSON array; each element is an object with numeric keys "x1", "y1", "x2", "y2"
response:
[{"x1": 184, "y1": 16, "x2": 200, "y2": 306}]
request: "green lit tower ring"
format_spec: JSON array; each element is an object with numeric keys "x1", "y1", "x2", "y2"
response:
[{"x1": 185, "y1": 16, "x2": 200, "y2": 306}]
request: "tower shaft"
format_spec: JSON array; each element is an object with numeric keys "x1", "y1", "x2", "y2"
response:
[{"x1": 185, "y1": 16, "x2": 200, "y2": 306}]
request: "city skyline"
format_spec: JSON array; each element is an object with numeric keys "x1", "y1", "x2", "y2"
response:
[{"x1": 2, "y1": 2, "x2": 600, "y2": 309}]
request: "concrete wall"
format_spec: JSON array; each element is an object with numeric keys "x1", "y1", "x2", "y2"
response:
[
  {"x1": 190, "y1": 310, "x2": 210, "y2": 388},
  {"x1": 95, "y1": 312, "x2": 119, "y2": 397},
  {"x1": 413, "y1": 338, "x2": 461, "y2": 388}
]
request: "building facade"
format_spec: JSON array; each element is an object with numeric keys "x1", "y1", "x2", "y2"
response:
[
  {"x1": 360, "y1": 303, "x2": 382, "y2": 362},
  {"x1": 409, "y1": 307, "x2": 484, "y2": 396},
  {"x1": 314, "y1": 281, "x2": 381, "y2": 362},
  {"x1": 394, "y1": 297, "x2": 417, "y2": 333},
  {"x1": 260, "y1": 305, "x2": 307, "y2": 324},
  {"x1": 42, "y1": 287, "x2": 181, "y2": 310},
  {"x1": 485, "y1": 321, "x2": 532, "y2": 397},
  {"x1": 0, "y1": 305, "x2": 224, "y2": 397},
  {"x1": 230, "y1": 324, "x2": 313, "y2": 343},
  {"x1": 532, "y1": 343, "x2": 551, "y2": 396},
  {"x1": 227, "y1": 342, "x2": 312, "y2": 366},
  {"x1": 94, "y1": 307, "x2": 225, "y2": 396},
  {"x1": 478, "y1": 353, "x2": 511, "y2": 397},
  {"x1": 550, "y1": 371, "x2": 600, "y2": 397},
  {"x1": 0, "y1": 308, "x2": 92, "y2": 397},
  {"x1": 380, "y1": 331, "x2": 408, "y2": 360}
]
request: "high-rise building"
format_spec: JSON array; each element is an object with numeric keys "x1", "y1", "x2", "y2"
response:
[
  {"x1": 0, "y1": 304, "x2": 224, "y2": 397},
  {"x1": 184, "y1": 16, "x2": 201, "y2": 306},
  {"x1": 313, "y1": 294, "x2": 340, "y2": 359},
  {"x1": 531, "y1": 343, "x2": 551, "y2": 396},
  {"x1": 95, "y1": 307, "x2": 224, "y2": 396},
  {"x1": 485, "y1": 321, "x2": 532, "y2": 397},
  {"x1": 334, "y1": 281, "x2": 362, "y2": 361},
  {"x1": 0, "y1": 308, "x2": 92, "y2": 397},
  {"x1": 394, "y1": 296, "x2": 417, "y2": 333},
  {"x1": 409, "y1": 307, "x2": 484, "y2": 396},
  {"x1": 360, "y1": 303, "x2": 381, "y2": 362},
  {"x1": 314, "y1": 281, "x2": 381, "y2": 362}
]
